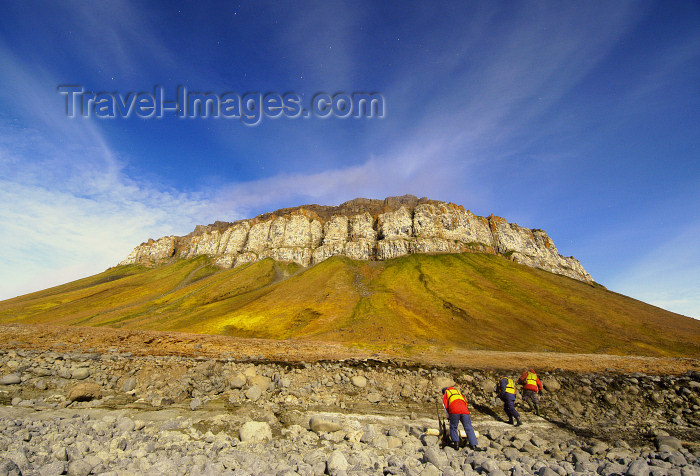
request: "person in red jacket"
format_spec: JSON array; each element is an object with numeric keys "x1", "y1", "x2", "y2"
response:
[
  {"x1": 518, "y1": 368, "x2": 544, "y2": 415},
  {"x1": 441, "y1": 386, "x2": 481, "y2": 451}
]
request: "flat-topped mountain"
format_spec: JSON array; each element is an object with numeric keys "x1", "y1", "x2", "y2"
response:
[
  {"x1": 3, "y1": 195, "x2": 698, "y2": 357},
  {"x1": 120, "y1": 195, "x2": 593, "y2": 283}
]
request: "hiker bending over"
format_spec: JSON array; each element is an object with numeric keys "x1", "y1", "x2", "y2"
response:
[{"x1": 441, "y1": 386, "x2": 482, "y2": 451}]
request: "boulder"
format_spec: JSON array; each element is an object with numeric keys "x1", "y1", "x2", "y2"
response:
[
  {"x1": 122, "y1": 377, "x2": 137, "y2": 392},
  {"x1": 309, "y1": 415, "x2": 342, "y2": 433},
  {"x1": 189, "y1": 398, "x2": 202, "y2": 411},
  {"x1": 0, "y1": 459, "x2": 21, "y2": 476},
  {"x1": 71, "y1": 368, "x2": 90, "y2": 380},
  {"x1": 351, "y1": 376, "x2": 367, "y2": 388},
  {"x1": 245, "y1": 385, "x2": 262, "y2": 401},
  {"x1": 604, "y1": 393, "x2": 618, "y2": 405},
  {"x1": 67, "y1": 382, "x2": 101, "y2": 402},
  {"x1": 655, "y1": 436, "x2": 683, "y2": 452},
  {"x1": 229, "y1": 373, "x2": 247, "y2": 389},
  {"x1": 239, "y1": 421, "x2": 272, "y2": 443},
  {"x1": 367, "y1": 392, "x2": 382, "y2": 403},
  {"x1": 542, "y1": 377, "x2": 561, "y2": 392},
  {"x1": 434, "y1": 376, "x2": 455, "y2": 391},
  {"x1": 38, "y1": 461, "x2": 66, "y2": 476},
  {"x1": 625, "y1": 459, "x2": 650, "y2": 476},
  {"x1": 248, "y1": 374, "x2": 271, "y2": 391},
  {"x1": 66, "y1": 459, "x2": 93, "y2": 476},
  {"x1": 422, "y1": 447, "x2": 448, "y2": 469},
  {"x1": 0, "y1": 374, "x2": 21, "y2": 385},
  {"x1": 326, "y1": 450, "x2": 349, "y2": 476}
]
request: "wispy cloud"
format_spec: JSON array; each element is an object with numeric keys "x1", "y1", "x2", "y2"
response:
[
  {"x1": 1, "y1": 0, "x2": 698, "y2": 325},
  {"x1": 607, "y1": 220, "x2": 700, "y2": 319},
  {"x1": 0, "y1": 28, "x2": 217, "y2": 300}
]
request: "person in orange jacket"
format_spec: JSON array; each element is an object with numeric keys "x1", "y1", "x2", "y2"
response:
[
  {"x1": 518, "y1": 369, "x2": 543, "y2": 415},
  {"x1": 441, "y1": 386, "x2": 482, "y2": 451}
]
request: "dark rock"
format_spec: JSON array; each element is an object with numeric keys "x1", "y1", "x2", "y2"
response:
[
  {"x1": 0, "y1": 459, "x2": 21, "y2": 476},
  {"x1": 122, "y1": 377, "x2": 137, "y2": 392},
  {"x1": 422, "y1": 447, "x2": 448, "y2": 469},
  {"x1": 626, "y1": 458, "x2": 650, "y2": 476},
  {"x1": 655, "y1": 436, "x2": 683, "y2": 452}
]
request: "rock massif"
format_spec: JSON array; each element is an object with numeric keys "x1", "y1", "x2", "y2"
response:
[{"x1": 120, "y1": 195, "x2": 593, "y2": 283}]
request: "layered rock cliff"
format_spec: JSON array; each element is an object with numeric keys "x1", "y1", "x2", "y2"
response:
[{"x1": 119, "y1": 195, "x2": 593, "y2": 283}]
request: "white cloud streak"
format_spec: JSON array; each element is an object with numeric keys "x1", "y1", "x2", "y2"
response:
[
  {"x1": 606, "y1": 220, "x2": 700, "y2": 319},
  {"x1": 1, "y1": 0, "x2": 698, "y2": 325}
]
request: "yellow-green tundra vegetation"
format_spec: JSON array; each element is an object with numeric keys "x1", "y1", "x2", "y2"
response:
[{"x1": 1, "y1": 253, "x2": 698, "y2": 357}]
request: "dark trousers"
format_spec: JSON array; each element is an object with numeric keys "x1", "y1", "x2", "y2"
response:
[
  {"x1": 501, "y1": 395, "x2": 520, "y2": 421},
  {"x1": 448, "y1": 413, "x2": 479, "y2": 447},
  {"x1": 523, "y1": 389, "x2": 540, "y2": 412}
]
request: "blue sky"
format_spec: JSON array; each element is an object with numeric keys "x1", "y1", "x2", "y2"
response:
[{"x1": 1, "y1": 1, "x2": 699, "y2": 318}]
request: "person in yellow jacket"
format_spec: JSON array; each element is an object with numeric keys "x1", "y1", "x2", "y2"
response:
[
  {"x1": 495, "y1": 376, "x2": 522, "y2": 426},
  {"x1": 441, "y1": 386, "x2": 482, "y2": 451},
  {"x1": 518, "y1": 368, "x2": 544, "y2": 415}
]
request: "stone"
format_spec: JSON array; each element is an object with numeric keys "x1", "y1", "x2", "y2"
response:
[
  {"x1": 122, "y1": 377, "x2": 137, "y2": 392},
  {"x1": 542, "y1": 377, "x2": 561, "y2": 392},
  {"x1": 326, "y1": 450, "x2": 349, "y2": 475},
  {"x1": 245, "y1": 385, "x2": 262, "y2": 401},
  {"x1": 229, "y1": 373, "x2": 247, "y2": 389},
  {"x1": 53, "y1": 446, "x2": 68, "y2": 461},
  {"x1": 0, "y1": 374, "x2": 21, "y2": 385},
  {"x1": 67, "y1": 459, "x2": 93, "y2": 476},
  {"x1": 537, "y1": 467, "x2": 559, "y2": 476},
  {"x1": 351, "y1": 376, "x2": 367, "y2": 387},
  {"x1": 116, "y1": 417, "x2": 135, "y2": 432},
  {"x1": 604, "y1": 393, "x2": 618, "y2": 405},
  {"x1": 248, "y1": 374, "x2": 271, "y2": 391},
  {"x1": 420, "y1": 463, "x2": 442, "y2": 476},
  {"x1": 367, "y1": 392, "x2": 382, "y2": 403},
  {"x1": 481, "y1": 459, "x2": 505, "y2": 474},
  {"x1": 433, "y1": 376, "x2": 455, "y2": 391},
  {"x1": 667, "y1": 452, "x2": 687, "y2": 466},
  {"x1": 71, "y1": 368, "x2": 90, "y2": 380},
  {"x1": 239, "y1": 421, "x2": 272, "y2": 443},
  {"x1": 387, "y1": 435, "x2": 403, "y2": 449},
  {"x1": 626, "y1": 459, "x2": 650, "y2": 476},
  {"x1": 309, "y1": 415, "x2": 342, "y2": 433},
  {"x1": 38, "y1": 461, "x2": 66, "y2": 476},
  {"x1": 190, "y1": 398, "x2": 202, "y2": 411},
  {"x1": 655, "y1": 436, "x2": 683, "y2": 452},
  {"x1": 422, "y1": 447, "x2": 448, "y2": 469},
  {"x1": 67, "y1": 382, "x2": 101, "y2": 402},
  {"x1": 0, "y1": 459, "x2": 21, "y2": 476}
]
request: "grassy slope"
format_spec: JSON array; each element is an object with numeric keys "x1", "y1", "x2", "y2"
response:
[{"x1": 1, "y1": 253, "x2": 698, "y2": 357}]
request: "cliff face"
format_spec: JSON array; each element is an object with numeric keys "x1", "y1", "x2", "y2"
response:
[{"x1": 119, "y1": 195, "x2": 593, "y2": 283}]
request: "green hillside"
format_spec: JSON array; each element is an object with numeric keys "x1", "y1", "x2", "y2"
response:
[{"x1": 1, "y1": 253, "x2": 698, "y2": 357}]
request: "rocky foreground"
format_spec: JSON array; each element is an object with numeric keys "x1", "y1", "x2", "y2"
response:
[{"x1": 1, "y1": 347, "x2": 699, "y2": 476}]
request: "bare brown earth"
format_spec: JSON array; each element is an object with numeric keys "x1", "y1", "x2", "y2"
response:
[{"x1": 1, "y1": 323, "x2": 697, "y2": 375}]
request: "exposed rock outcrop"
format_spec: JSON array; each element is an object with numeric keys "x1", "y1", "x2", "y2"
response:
[
  {"x1": 1, "y1": 347, "x2": 699, "y2": 476},
  {"x1": 120, "y1": 195, "x2": 593, "y2": 283}
]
